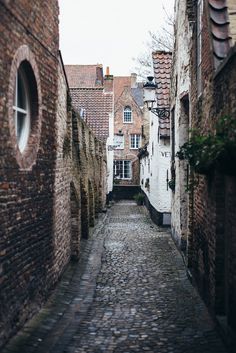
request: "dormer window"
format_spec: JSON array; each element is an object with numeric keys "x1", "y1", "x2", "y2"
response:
[{"x1": 123, "y1": 106, "x2": 132, "y2": 123}]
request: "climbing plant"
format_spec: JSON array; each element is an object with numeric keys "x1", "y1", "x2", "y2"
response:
[{"x1": 176, "y1": 116, "x2": 236, "y2": 175}]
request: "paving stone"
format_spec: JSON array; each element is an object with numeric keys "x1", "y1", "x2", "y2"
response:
[{"x1": 2, "y1": 201, "x2": 228, "y2": 353}]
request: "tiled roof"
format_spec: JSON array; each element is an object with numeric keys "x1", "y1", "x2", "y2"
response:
[
  {"x1": 131, "y1": 85, "x2": 144, "y2": 107},
  {"x1": 65, "y1": 64, "x2": 103, "y2": 88},
  {"x1": 152, "y1": 51, "x2": 172, "y2": 137},
  {"x1": 208, "y1": 0, "x2": 231, "y2": 68},
  {"x1": 70, "y1": 88, "x2": 113, "y2": 141}
]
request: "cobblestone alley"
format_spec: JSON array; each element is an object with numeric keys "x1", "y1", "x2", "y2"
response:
[{"x1": 3, "y1": 201, "x2": 228, "y2": 353}]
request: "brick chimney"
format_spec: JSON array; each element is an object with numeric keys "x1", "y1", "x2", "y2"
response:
[
  {"x1": 104, "y1": 66, "x2": 113, "y2": 92},
  {"x1": 131, "y1": 73, "x2": 137, "y2": 88}
]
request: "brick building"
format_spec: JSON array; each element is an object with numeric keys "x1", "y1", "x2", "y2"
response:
[
  {"x1": 171, "y1": 0, "x2": 236, "y2": 344},
  {"x1": 65, "y1": 64, "x2": 114, "y2": 199},
  {"x1": 0, "y1": 0, "x2": 107, "y2": 348},
  {"x1": 113, "y1": 74, "x2": 144, "y2": 195}
]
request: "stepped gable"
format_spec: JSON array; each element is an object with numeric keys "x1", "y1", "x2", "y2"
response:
[
  {"x1": 208, "y1": 0, "x2": 231, "y2": 68},
  {"x1": 152, "y1": 51, "x2": 172, "y2": 138}
]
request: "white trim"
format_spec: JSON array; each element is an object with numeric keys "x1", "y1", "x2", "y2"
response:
[
  {"x1": 130, "y1": 134, "x2": 141, "y2": 149},
  {"x1": 123, "y1": 106, "x2": 133, "y2": 123},
  {"x1": 13, "y1": 66, "x2": 30, "y2": 153}
]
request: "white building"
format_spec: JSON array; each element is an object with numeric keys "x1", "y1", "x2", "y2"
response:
[
  {"x1": 140, "y1": 51, "x2": 172, "y2": 226},
  {"x1": 170, "y1": 0, "x2": 192, "y2": 251}
]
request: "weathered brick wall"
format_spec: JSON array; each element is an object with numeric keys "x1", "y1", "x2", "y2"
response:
[
  {"x1": 188, "y1": 0, "x2": 236, "y2": 332},
  {"x1": 213, "y1": 53, "x2": 236, "y2": 328},
  {"x1": 0, "y1": 0, "x2": 59, "y2": 346},
  {"x1": 0, "y1": 1, "x2": 107, "y2": 348},
  {"x1": 170, "y1": 0, "x2": 192, "y2": 251}
]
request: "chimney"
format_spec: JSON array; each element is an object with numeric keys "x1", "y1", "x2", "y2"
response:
[
  {"x1": 104, "y1": 66, "x2": 113, "y2": 92},
  {"x1": 131, "y1": 72, "x2": 137, "y2": 88}
]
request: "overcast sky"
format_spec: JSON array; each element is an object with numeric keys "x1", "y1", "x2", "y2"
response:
[{"x1": 59, "y1": 0, "x2": 175, "y2": 76}]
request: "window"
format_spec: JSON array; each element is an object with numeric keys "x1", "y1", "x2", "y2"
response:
[
  {"x1": 197, "y1": 0, "x2": 203, "y2": 95},
  {"x1": 123, "y1": 106, "x2": 132, "y2": 123},
  {"x1": 113, "y1": 160, "x2": 131, "y2": 179},
  {"x1": 13, "y1": 64, "x2": 30, "y2": 152},
  {"x1": 8, "y1": 45, "x2": 42, "y2": 170},
  {"x1": 130, "y1": 134, "x2": 141, "y2": 149},
  {"x1": 114, "y1": 134, "x2": 124, "y2": 149}
]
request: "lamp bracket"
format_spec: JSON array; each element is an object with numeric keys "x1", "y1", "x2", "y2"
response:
[{"x1": 150, "y1": 107, "x2": 170, "y2": 119}]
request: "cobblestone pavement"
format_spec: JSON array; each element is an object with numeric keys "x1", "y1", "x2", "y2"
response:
[{"x1": 3, "y1": 201, "x2": 228, "y2": 353}]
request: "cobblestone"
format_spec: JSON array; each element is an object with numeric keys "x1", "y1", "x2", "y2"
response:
[{"x1": 2, "y1": 201, "x2": 228, "y2": 353}]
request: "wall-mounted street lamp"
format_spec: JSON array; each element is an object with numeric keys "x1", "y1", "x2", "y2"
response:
[{"x1": 143, "y1": 76, "x2": 170, "y2": 119}]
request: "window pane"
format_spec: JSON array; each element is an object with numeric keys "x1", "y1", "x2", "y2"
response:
[
  {"x1": 18, "y1": 71, "x2": 27, "y2": 110},
  {"x1": 130, "y1": 134, "x2": 141, "y2": 149},
  {"x1": 114, "y1": 160, "x2": 131, "y2": 179},
  {"x1": 17, "y1": 111, "x2": 27, "y2": 142},
  {"x1": 124, "y1": 107, "x2": 132, "y2": 122}
]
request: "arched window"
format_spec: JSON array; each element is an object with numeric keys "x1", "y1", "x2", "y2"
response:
[
  {"x1": 123, "y1": 106, "x2": 132, "y2": 123},
  {"x1": 13, "y1": 63, "x2": 30, "y2": 152}
]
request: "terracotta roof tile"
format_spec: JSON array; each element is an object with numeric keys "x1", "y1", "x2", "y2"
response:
[
  {"x1": 65, "y1": 64, "x2": 103, "y2": 88},
  {"x1": 152, "y1": 51, "x2": 172, "y2": 137},
  {"x1": 70, "y1": 88, "x2": 113, "y2": 141},
  {"x1": 208, "y1": 0, "x2": 231, "y2": 68}
]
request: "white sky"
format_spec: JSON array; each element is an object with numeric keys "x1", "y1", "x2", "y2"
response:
[{"x1": 59, "y1": 0, "x2": 174, "y2": 76}]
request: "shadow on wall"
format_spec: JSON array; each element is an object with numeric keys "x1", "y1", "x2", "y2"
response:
[{"x1": 112, "y1": 185, "x2": 141, "y2": 200}]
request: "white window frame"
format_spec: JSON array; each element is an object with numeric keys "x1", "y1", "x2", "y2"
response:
[
  {"x1": 114, "y1": 160, "x2": 132, "y2": 180},
  {"x1": 13, "y1": 66, "x2": 30, "y2": 152},
  {"x1": 113, "y1": 134, "x2": 124, "y2": 149},
  {"x1": 130, "y1": 134, "x2": 141, "y2": 149},
  {"x1": 123, "y1": 106, "x2": 132, "y2": 123}
]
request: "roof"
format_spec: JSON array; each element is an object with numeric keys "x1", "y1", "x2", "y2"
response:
[
  {"x1": 65, "y1": 64, "x2": 103, "y2": 88},
  {"x1": 208, "y1": 0, "x2": 231, "y2": 68},
  {"x1": 70, "y1": 88, "x2": 113, "y2": 141},
  {"x1": 131, "y1": 84, "x2": 144, "y2": 107},
  {"x1": 152, "y1": 51, "x2": 172, "y2": 137}
]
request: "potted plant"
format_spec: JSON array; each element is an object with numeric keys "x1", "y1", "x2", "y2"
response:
[
  {"x1": 134, "y1": 193, "x2": 145, "y2": 205},
  {"x1": 168, "y1": 178, "x2": 175, "y2": 191}
]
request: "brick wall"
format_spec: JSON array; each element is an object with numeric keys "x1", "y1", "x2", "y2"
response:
[
  {"x1": 0, "y1": 0, "x2": 59, "y2": 346},
  {"x1": 188, "y1": 0, "x2": 236, "y2": 334},
  {"x1": 114, "y1": 85, "x2": 143, "y2": 186},
  {"x1": 0, "y1": 1, "x2": 107, "y2": 347}
]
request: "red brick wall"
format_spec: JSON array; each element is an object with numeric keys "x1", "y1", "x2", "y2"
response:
[
  {"x1": 0, "y1": 0, "x2": 59, "y2": 346},
  {"x1": 188, "y1": 0, "x2": 236, "y2": 331},
  {"x1": 114, "y1": 86, "x2": 143, "y2": 186}
]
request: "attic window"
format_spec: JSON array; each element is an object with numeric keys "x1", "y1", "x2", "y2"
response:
[{"x1": 123, "y1": 106, "x2": 132, "y2": 123}]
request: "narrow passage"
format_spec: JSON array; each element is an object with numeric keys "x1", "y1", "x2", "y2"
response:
[{"x1": 3, "y1": 201, "x2": 227, "y2": 353}]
